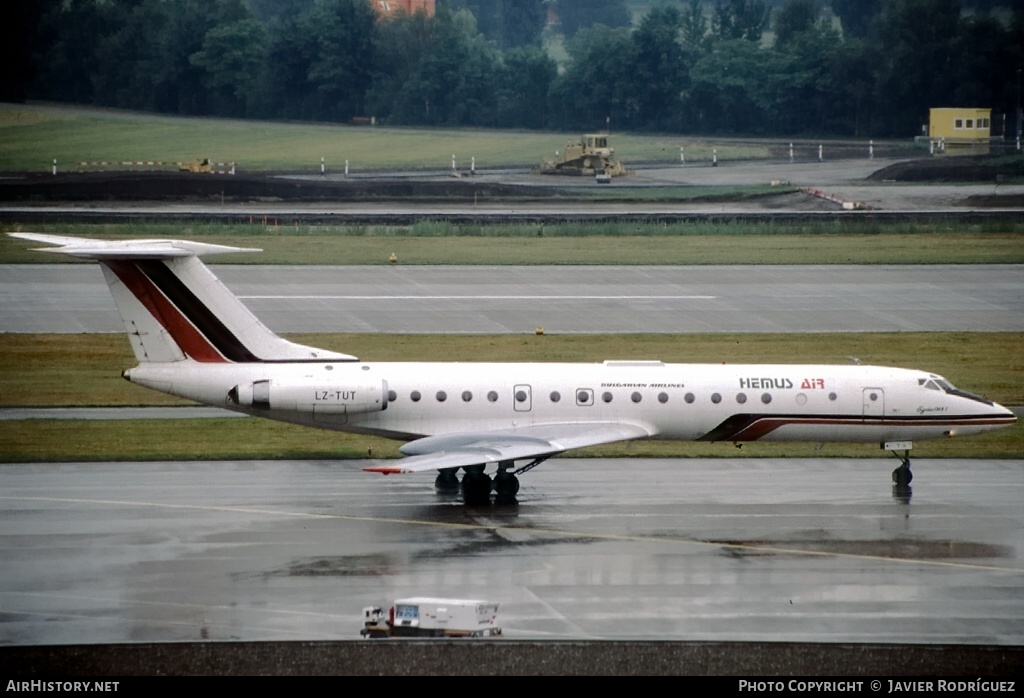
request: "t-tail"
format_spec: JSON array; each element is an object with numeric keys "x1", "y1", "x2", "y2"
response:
[{"x1": 9, "y1": 233, "x2": 354, "y2": 364}]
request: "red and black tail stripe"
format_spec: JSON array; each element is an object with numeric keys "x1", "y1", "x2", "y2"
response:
[
  {"x1": 699, "y1": 412, "x2": 1017, "y2": 442},
  {"x1": 105, "y1": 259, "x2": 259, "y2": 363}
]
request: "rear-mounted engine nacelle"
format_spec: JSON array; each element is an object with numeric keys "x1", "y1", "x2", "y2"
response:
[{"x1": 229, "y1": 378, "x2": 389, "y2": 416}]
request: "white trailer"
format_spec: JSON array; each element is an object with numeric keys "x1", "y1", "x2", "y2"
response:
[{"x1": 361, "y1": 597, "x2": 501, "y2": 638}]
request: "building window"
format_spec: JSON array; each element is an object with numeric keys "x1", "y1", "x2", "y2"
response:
[{"x1": 954, "y1": 118, "x2": 963, "y2": 129}]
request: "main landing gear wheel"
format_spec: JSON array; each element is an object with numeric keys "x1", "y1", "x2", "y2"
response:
[
  {"x1": 434, "y1": 468, "x2": 460, "y2": 492},
  {"x1": 493, "y1": 464, "x2": 520, "y2": 498},
  {"x1": 461, "y1": 465, "x2": 492, "y2": 504}
]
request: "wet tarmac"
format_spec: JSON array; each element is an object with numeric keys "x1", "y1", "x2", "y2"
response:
[{"x1": 2, "y1": 457, "x2": 1022, "y2": 647}]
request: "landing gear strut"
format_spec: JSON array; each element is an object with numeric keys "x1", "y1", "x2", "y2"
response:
[{"x1": 440, "y1": 456, "x2": 554, "y2": 504}]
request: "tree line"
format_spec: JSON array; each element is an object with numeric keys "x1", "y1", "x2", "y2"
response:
[{"x1": 4, "y1": 0, "x2": 1023, "y2": 138}]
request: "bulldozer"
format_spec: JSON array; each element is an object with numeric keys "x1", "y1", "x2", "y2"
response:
[
  {"x1": 179, "y1": 158, "x2": 212, "y2": 173},
  {"x1": 537, "y1": 134, "x2": 627, "y2": 177}
]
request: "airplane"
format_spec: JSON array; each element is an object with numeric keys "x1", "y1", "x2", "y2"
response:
[{"x1": 12, "y1": 232, "x2": 1016, "y2": 501}]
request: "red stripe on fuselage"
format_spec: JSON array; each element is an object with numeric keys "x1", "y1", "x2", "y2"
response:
[
  {"x1": 726, "y1": 415, "x2": 1015, "y2": 441},
  {"x1": 105, "y1": 260, "x2": 226, "y2": 363}
]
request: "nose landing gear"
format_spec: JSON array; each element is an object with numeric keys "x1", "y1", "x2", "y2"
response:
[
  {"x1": 884, "y1": 441, "x2": 913, "y2": 502},
  {"x1": 891, "y1": 454, "x2": 913, "y2": 488}
]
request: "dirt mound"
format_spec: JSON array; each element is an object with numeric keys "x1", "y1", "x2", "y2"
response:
[
  {"x1": 868, "y1": 156, "x2": 1024, "y2": 182},
  {"x1": 0, "y1": 171, "x2": 558, "y2": 203},
  {"x1": 958, "y1": 193, "x2": 1024, "y2": 208}
]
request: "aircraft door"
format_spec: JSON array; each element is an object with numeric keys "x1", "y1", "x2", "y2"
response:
[
  {"x1": 513, "y1": 384, "x2": 532, "y2": 412},
  {"x1": 862, "y1": 388, "x2": 885, "y2": 421}
]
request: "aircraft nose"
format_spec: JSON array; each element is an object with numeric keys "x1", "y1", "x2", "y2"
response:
[{"x1": 986, "y1": 400, "x2": 1018, "y2": 428}]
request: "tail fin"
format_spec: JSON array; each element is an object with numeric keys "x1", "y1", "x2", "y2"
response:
[{"x1": 10, "y1": 233, "x2": 356, "y2": 364}]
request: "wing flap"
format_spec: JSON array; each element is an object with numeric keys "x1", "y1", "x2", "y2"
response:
[{"x1": 365, "y1": 422, "x2": 652, "y2": 474}]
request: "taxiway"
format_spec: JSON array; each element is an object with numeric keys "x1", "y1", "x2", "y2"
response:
[{"x1": 3, "y1": 458, "x2": 1022, "y2": 646}]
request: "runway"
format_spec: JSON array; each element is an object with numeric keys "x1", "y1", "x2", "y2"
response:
[
  {"x1": 2, "y1": 263, "x2": 1021, "y2": 334},
  {"x1": 3, "y1": 458, "x2": 1022, "y2": 646}
]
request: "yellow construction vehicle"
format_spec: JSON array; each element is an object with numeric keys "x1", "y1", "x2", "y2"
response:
[
  {"x1": 537, "y1": 134, "x2": 627, "y2": 177},
  {"x1": 179, "y1": 158, "x2": 212, "y2": 173}
]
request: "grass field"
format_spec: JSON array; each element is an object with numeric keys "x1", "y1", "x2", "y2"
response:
[
  {"x1": 1, "y1": 332, "x2": 1020, "y2": 462},
  {"x1": 3, "y1": 224, "x2": 1023, "y2": 265},
  {"x1": 0, "y1": 104, "x2": 773, "y2": 173}
]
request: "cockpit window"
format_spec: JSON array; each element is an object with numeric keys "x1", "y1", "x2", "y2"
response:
[{"x1": 926, "y1": 375, "x2": 993, "y2": 405}]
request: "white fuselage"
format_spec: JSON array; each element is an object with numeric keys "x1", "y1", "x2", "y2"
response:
[{"x1": 125, "y1": 359, "x2": 1015, "y2": 446}]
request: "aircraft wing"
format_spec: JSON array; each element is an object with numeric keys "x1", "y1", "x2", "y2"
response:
[{"x1": 364, "y1": 422, "x2": 653, "y2": 474}]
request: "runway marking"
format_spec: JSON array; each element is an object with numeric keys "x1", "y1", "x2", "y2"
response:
[
  {"x1": 239, "y1": 295, "x2": 717, "y2": 301},
  {"x1": 0, "y1": 590, "x2": 348, "y2": 621},
  {"x1": 4, "y1": 495, "x2": 1021, "y2": 575},
  {"x1": 0, "y1": 600, "x2": 343, "y2": 637}
]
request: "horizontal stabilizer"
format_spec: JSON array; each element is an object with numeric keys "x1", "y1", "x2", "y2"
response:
[
  {"x1": 10, "y1": 232, "x2": 355, "y2": 363},
  {"x1": 9, "y1": 232, "x2": 259, "y2": 259}
]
